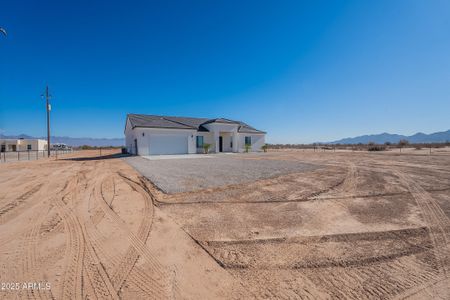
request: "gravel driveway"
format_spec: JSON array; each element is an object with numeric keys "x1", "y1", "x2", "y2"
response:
[{"x1": 123, "y1": 154, "x2": 317, "y2": 193}]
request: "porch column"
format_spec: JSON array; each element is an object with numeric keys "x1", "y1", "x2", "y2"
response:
[{"x1": 232, "y1": 131, "x2": 238, "y2": 152}]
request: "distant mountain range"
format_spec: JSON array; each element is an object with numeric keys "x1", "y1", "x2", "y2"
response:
[
  {"x1": 2, "y1": 130, "x2": 449, "y2": 146},
  {"x1": 327, "y1": 129, "x2": 450, "y2": 144},
  {"x1": 0, "y1": 134, "x2": 124, "y2": 147}
]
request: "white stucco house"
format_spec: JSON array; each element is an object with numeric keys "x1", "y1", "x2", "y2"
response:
[
  {"x1": 0, "y1": 138, "x2": 48, "y2": 152},
  {"x1": 124, "y1": 114, "x2": 266, "y2": 155}
]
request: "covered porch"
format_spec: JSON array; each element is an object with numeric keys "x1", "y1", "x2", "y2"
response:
[{"x1": 215, "y1": 131, "x2": 238, "y2": 153}]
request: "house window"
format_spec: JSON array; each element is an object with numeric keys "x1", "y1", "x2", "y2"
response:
[
  {"x1": 230, "y1": 141, "x2": 233, "y2": 148},
  {"x1": 27, "y1": 144, "x2": 32, "y2": 150},
  {"x1": 1, "y1": 145, "x2": 5, "y2": 152},
  {"x1": 245, "y1": 136, "x2": 252, "y2": 145},
  {"x1": 196, "y1": 136, "x2": 204, "y2": 148}
]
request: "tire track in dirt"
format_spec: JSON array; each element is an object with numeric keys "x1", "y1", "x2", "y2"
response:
[
  {"x1": 8, "y1": 164, "x2": 80, "y2": 300},
  {"x1": 105, "y1": 175, "x2": 155, "y2": 293},
  {"x1": 393, "y1": 276, "x2": 449, "y2": 299},
  {"x1": 94, "y1": 172, "x2": 174, "y2": 298},
  {"x1": 85, "y1": 220, "x2": 171, "y2": 298},
  {"x1": 89, "y1": 163, "x2": 175, "y2": 298},
  {"x1": 79, "y1": 221, "x2": 119, "y2": 300},
  {"x1": 206, "y1": 227, "x2": 435, "y2": 269},
  {"x1": 56, "y1": 186, "x2": 85, "y2": 300},
  {"x1": 19, "y1": 204, "x2": 54, "y2": 300},
  {"x1": 55, "y1": 170, "x2": 119, "y2": 300},
  {"x1": 203, "y1": 159, "x2": 446, "y2": 299},
  {"x1": 68, "y1": 160, "x2": 172, "y2": 299},
  {"x1": 394, "y1": 170, "x2": 449, "y2": 283},
  {"x1": 50, "y1": 170, "x2": 85, "y2": 300},
  {"x1": 0, "y1": 183, "x2": 43, "y2": 223}
]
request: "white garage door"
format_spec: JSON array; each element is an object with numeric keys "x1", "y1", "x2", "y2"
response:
[{"x1": 149, "y1": 135, "x2": 188, "y2": 155}]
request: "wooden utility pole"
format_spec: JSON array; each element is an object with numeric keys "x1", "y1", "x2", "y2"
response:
[{"x1": 42, "y1": 86, "x2": 52, "y2": 157}]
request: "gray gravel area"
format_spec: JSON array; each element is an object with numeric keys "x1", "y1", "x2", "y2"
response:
[{"x1": 123, "y1": 154, "x2": 317, "y2": 194}]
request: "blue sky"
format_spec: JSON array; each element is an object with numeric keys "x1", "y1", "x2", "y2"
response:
[{"x1": 0, "y1": 0, "x2": 449, "y2": 143}]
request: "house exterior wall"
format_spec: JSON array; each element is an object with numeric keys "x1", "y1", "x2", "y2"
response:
[
  {"x1": 0, "y1": 140, "x2": 18, "y2": 151},
  {"x1": 0, "y1": 139, "x2": 47, "y2": 151},
  {"x1": 124, "y1": 118, "x2": 135, "y2": 154},
  {"x1": 17, "y1": 139, "x2": 37, "y2": 151},
  {"x1": 38, "y1": 140, "x2": 48, "y2": 151},
  {"x1": 237, "y1": 133, "x2": 265, "y2": 152},
  {"x1": 194, "y1": 132, "x2": 214, "y2": 153},
  {"x1": 125, "y1": 126, "x2": 196, "y2": 155}
]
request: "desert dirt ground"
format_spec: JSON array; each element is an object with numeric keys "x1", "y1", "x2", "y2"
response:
[{"x1": 0, "y1": 149, "x2": 449, "y2": 299}]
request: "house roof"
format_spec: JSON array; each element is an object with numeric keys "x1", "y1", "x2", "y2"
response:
[{"x1": 127, "y1": 114, "x2": 266, "y2": 134}]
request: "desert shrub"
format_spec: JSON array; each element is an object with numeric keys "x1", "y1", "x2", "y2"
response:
[
  {"x1": 261, "y1": 144, "x2": 268, "y2": 152},
  {"x1": 398, "y1": 139, "x2": 409, "y2": 147},
  {"x1": 79, "y1": 145, "x2": 97, "y2": 150},
  {"x1": 397, "y1": 139, "x2": 409, "y2": 152},
  {"x1": 367, "y1": 144, "x2": 386, "y2": 151},
  {"x1": 431, "y1": 143, "x2": 445, "y2": 148}
]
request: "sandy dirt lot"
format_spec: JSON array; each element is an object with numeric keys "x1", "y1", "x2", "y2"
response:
[{"x1": 0, "y1": 149, "x2": 449, "y2": 299}]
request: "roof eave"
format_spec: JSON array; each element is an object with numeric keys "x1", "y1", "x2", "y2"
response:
[
  {"x1": 131, "y1": 125, "x2": 197, "y2": 131},
  {"x1": 238, "y1": 130, "x2": 266, "y2": 134}
]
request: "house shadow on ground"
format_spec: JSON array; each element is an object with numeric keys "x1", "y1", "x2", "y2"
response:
[{"x1": 61, "y1": 153, "x2": 131, "y2": 161}]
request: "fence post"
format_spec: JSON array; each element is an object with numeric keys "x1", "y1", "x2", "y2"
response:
[
  {"x1": 28, "y1": 150, "x2": 30, "y2": 160},
  {"x1": 18, "y1": 151, "x2": 20, "y2": 161}
]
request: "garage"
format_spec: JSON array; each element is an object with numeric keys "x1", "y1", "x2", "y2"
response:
[{"x1": 149, "y1": 134, "x2": 188, "y2": 155}]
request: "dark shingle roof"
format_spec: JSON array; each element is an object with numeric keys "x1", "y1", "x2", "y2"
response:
[
  {"x1": 201, "y1": 118, "x2": 239, "y2": 125},
  {"x1": 236, "y1": 122, "x2": 265, "y2": 134},
  {"x1": 127, "y1": 114, "x2": 265, "y2": 133}
]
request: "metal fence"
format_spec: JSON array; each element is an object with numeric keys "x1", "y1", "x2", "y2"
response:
[{"x1": 0, "y1": 149, "x2": 74, "y2": 163}]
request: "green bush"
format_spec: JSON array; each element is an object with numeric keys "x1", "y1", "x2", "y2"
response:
[
  {"x1": 244, "y1": 143, "x2": 251, "y2": 153},
  {"x1": 261, "y1": 144, "x2": 268, "y2": 152},
  {"x1": 203, "y1": 143, "x2": 211, "y2": 154}
]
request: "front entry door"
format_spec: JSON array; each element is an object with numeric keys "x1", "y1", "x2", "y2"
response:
[{"x1": 219, "y1": 136, "x2": 223, "y2": 152}]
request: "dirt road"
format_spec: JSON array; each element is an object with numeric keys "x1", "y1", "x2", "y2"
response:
[{"x1": 0, "y1": 149, "x2": 449, "y2": 299}]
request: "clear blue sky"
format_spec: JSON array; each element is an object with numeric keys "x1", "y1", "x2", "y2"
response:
[{"x1": 1, "y1": 0, "x2": 449, "y2": 143}]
